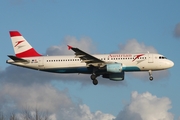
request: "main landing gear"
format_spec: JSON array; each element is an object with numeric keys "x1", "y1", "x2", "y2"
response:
[
  {"x1": 91, "y1": 74, "x2": 98, "y2": 85},
  {"x1": 149, "y1": 70, "x2": 153, "y2": 81}
]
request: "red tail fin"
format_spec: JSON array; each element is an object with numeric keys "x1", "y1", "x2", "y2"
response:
[{"x1": 10, "y1": 31, "x2": 41, "y2": 57}]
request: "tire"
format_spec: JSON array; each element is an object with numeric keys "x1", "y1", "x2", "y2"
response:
[
  {"x1": 91, "y1": 74, "x2": 96, "y2": 80},
  {"x1": 149, "y1": 77, "x2": 153, "y2": 81},
  {"x1": 93, "y1": 79, "x2": 98, "y2": 85}
]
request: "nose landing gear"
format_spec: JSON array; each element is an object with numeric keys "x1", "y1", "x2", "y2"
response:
[{"x1": 149, "y1": 70, "x2": 153, "y2": 81}]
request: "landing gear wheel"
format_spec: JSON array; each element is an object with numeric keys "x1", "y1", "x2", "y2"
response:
[
  {"x1": 91, "y1": 74, "x2": 96, "y2": 80},
  {"x1": 93, "y1": 79, "x2": 98, "y2": 85},
  {"x1": 149, "y1": 76, "x2": 153, "y2": 81},
  {"x1": 90, "y1": 73, "x2": 99, "y2": 85}
]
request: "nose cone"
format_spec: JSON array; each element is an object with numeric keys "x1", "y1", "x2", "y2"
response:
[
  {"x1": 167, "y1": 60, "x2": 174, "y2": 68},
  {"x1": 158, "y1": 60, "x2": 174, "y2": 70},
  {"x1": 170, "y1": 61, "x2": 174, "y2": 67}
]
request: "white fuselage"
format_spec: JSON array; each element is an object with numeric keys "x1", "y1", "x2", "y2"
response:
[{"x1": 7, "y1": 53, "x2": 174, "y2": 74}]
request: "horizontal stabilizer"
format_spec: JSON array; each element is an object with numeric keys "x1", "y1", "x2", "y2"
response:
[{"x1": 8, "y1": 55, "x2": 29, "y2": 63}]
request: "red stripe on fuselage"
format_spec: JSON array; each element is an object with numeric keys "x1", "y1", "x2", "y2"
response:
[
  {"x1": 16, "y1": 48, "x2": 41, "y2": 58},
  {"x1": 10, "y1": 31, "x2": 22, "y2": 37}
]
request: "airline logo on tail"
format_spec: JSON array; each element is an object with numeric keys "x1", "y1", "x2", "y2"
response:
[
  {"x1": 10, "y1": 31, "x2": 41, "y2": 58},
  {"x1": 132, "y1": 54, "x2": 144, "y2": 62},
  {"x1": 14, "y1": 40, "x2": 24, "y2": 47}
]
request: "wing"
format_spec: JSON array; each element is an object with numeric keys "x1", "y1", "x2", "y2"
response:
[{"x1": 68, "y1": 45, "x2": 105, "y2": 67}]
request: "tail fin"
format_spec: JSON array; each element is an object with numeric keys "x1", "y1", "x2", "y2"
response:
[{"x1": 9, "y1": 31, "x2": 41, "y2": 58}]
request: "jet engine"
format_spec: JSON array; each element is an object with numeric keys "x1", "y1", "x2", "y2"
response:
[
  {"x1": 102, "y1": 72, "x2": 124, "y2": 81},
  {"x1": 106, "y1": 63, "x2": 123, "y2": 73}
]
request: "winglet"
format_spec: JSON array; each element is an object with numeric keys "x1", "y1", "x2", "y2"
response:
[{"x1": 67, "y1": 45, "x2": 73, "y2": 50}]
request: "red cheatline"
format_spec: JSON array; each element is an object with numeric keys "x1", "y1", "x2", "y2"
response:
[{"x1": 132, "y1": 54, "x2": 144, "y2": 61}]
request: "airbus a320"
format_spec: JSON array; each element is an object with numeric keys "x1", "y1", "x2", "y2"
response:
[{"x1": 6, "y1": 31, "x2": 174, "y2": 85}]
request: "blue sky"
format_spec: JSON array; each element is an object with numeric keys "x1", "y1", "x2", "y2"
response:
[{"x1": 0, "y1": 0, "x2": 180, "y2": 120}]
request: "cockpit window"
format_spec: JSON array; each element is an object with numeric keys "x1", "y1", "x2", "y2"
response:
[{"x1": 159, "y1": 56, "x2": 167, "y2": 59}]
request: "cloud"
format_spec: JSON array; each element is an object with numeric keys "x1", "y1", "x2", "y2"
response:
[
  {"x1": 174, "y1": 22, "x2": 180, "y2": 38},
  {"x1": 0, "y1": 83, "x2": 115, "y2": 120},
  {"x1": 0, "y1": 81, "x2": 175, "y2": 120},
  {"x1": 46, "y1": 36, "x2": 97, "y2": 56},
  {"x1": 114, "y1": 39, "x2": 157, "y2": 54},
  {"x1": 0, "y1": 83, "x2": 72, "y2": 112},
  {"x1": 115, "y1": 91, "x2": 174, "y2": 120},
  {"x1": 0, "y1": 82, "x2": 175, "y2": 120}
]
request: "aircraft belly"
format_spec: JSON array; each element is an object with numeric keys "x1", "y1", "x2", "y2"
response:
[
  {"x1": 43, "y1": 67, "x2": 92, "y2": 73},
  {"x1": 135, "y1": 62, "x2": 162, "y2": 71},
  {"x1": 123, "y1": 66, "x2": 141, "y2": 71},
  {"x1": 9, "y1": 62, "x2": 39, "y2": 70}
]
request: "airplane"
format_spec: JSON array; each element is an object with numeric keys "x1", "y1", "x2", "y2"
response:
[{"x1": 6, "y1": 31, "x2": 174, "y2": 85}]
